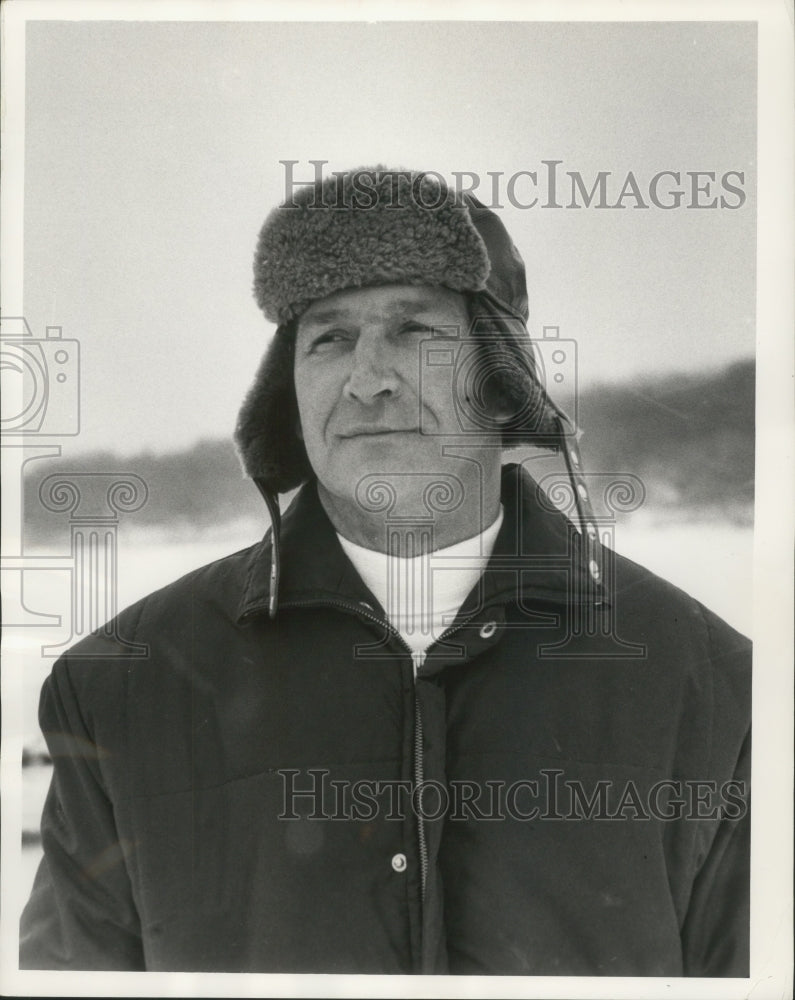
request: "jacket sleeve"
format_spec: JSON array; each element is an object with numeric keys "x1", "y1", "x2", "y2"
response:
[
  {"x1": 680, "y1": 728, "x2": 751, "y2": 976},
  {"x1": 680, "y1": 610, "x2": 752, "y2": 978},
  {"x1": 19, "y1": 657, "x2": 145, "y2": 970}
]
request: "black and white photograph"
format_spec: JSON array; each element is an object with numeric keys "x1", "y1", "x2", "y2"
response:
[{"x1": 1, "y1": 1, "x2": 792, "y2": 997}]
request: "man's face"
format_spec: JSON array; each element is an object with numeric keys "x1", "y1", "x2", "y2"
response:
[{"x1": 294, "y1": 284, "x2": 502, "y2": 506}]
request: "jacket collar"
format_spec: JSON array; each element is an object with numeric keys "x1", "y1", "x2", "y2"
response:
[{"x1": 237, "y1": 463, "x2": 607, "y2": 624}]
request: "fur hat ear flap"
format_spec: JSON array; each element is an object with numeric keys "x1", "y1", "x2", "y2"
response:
[
  {"x1": 234, "y1": 327, "x2": 313, "y2": 493},
  {"x1": 465, "y1": 300, "x2": 572, "y2": 447}
]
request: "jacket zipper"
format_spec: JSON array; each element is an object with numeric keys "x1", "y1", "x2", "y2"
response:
[
  {"x1": 413, "y1": 664, "x2": 428, "y2": 900},
  {"x1": 409, "y1": 614, "x2": 489, "y2": 901}
]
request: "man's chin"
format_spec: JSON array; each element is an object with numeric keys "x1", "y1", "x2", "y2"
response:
[{"x1": 317, "y1": 446, "x2": 452, "y2": 494}]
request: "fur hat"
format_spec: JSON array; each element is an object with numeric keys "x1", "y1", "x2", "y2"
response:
[
  {"x1": 235, "y1": 167, "x2": 573, "y2": 492},
  {"x1": 253, "y1": 169, "x2": 492, "y2": 325}
]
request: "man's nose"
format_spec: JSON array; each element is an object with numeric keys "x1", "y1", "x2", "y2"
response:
[{"x1": 342, "y1": 338, "x2": 401, "y2": 404}]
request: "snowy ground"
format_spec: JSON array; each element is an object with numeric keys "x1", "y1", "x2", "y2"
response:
[{"x1": 10, "y1": 516, "x2": 754, "y2": 911}]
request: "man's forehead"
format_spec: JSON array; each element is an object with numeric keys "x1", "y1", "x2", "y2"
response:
[{"x1": 298, "y1": 284, "x2": 468, "y2": 326}]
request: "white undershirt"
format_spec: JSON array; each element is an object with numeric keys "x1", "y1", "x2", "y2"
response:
[{"x1": 337, "y1": 507, "x2": 504, "y2": 674}]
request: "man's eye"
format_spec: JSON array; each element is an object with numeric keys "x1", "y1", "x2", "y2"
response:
[
  {"x1": 310, "y1": 331, "x2": 351, "y2": 351},
  {"x1": 399, "y1": 321, "x2": 433, "y2": 336}
]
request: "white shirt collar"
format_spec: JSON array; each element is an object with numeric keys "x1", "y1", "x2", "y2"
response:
[{"x1": 337, "y1": 507, "x2": 504, "y2": 666}]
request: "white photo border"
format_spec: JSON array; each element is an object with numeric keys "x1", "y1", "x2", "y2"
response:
[{"x1": 1, "y1": 1, "x2": 792, "y2": 998}]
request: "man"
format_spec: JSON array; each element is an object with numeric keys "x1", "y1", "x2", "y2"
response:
[{"x1": 20, "y1": 168, "x2": 751, "y2": 975}]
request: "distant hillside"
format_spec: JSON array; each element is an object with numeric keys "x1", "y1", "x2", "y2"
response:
[
  {"x1": 574, "y1": 359, "x2": 754, "y2": 515},
  {"x1": 22, "y1": 438, "x2": 265, "y2": 545},
  {"x1": 22, "y1": 360, "x2": 754, "y2": 543}
]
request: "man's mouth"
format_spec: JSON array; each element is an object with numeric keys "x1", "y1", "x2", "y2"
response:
[{"x1": 337, "y1": 426, "x2": 419, "y2": 439}]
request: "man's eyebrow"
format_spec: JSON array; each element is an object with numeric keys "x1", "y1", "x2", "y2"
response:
[
  {"x1": 300, "y1": 307, "x2": 347, "y2": 326},
  {"x1": 301, "y1": 298, "x2": 455, "y2": 326},
  {"x1": 389, "y1": 297, "x2": 449, "y2": 315}
]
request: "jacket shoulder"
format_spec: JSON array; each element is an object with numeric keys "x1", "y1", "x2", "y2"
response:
[
  {"x1": 611, "y1": 544, "x2": 750, "y2": 645},
  {"x1": 609, "y1": 546, "x2": 751, "y2": 723},
  {"x1": 56, "y1": 537, "x2": 269, "y2": 665}
]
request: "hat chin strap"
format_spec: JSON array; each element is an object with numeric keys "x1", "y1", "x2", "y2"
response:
[
  {"x1": 555, "y1": 416, "x2": 605, "y2": 606},
  {"x1": 254, "y1": 478, "x2": 281, "y2": 619}
]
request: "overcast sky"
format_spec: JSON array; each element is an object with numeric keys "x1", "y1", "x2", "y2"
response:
[{"x1": 19, "y1": 18, "x2": 756, "y2": 456}]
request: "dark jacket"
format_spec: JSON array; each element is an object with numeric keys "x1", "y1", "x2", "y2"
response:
[{"x1": 20, "y1": 464, "x2": 751, "y2": 976}]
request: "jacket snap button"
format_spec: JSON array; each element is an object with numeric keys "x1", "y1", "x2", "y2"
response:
[
  {"x1": 391, "y1": 853, "x2": 407, "y2": 873},
  {"x1": 479, "y1": 621, "x2": 498, "y2": 639}
]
